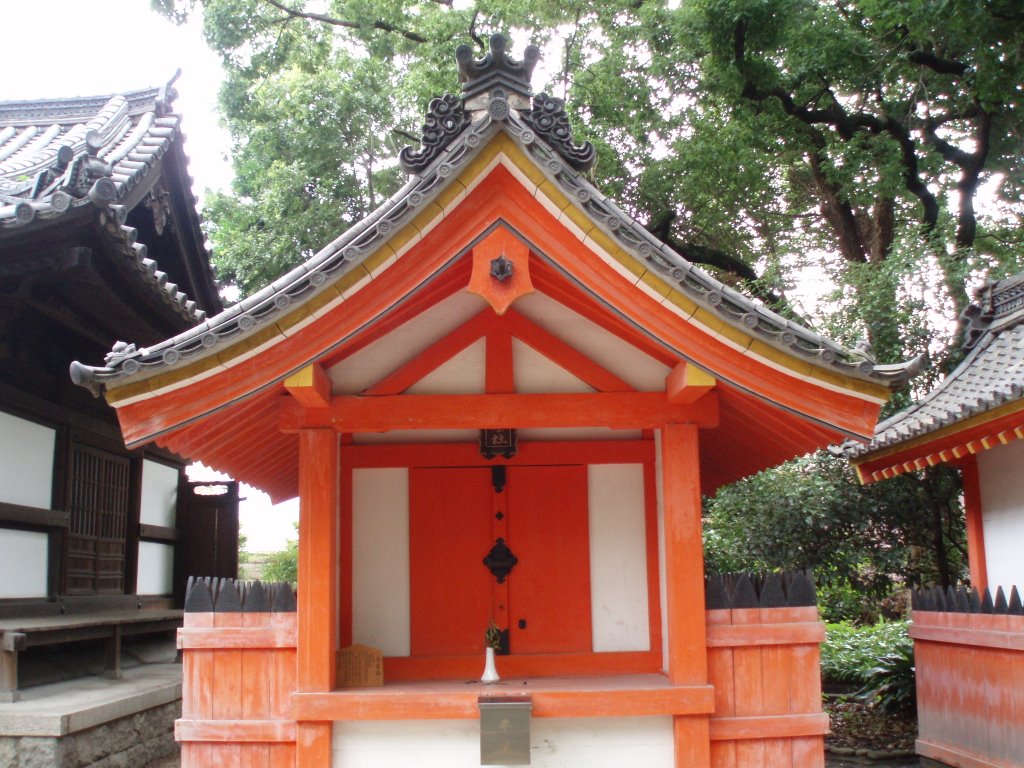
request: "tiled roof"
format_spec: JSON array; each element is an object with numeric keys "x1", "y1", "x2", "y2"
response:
[
  {"x1": 70, "y1": 35, "x2": 922, "y2": 396},
  {"x1": 0, "y1": 77, "x2": 207, "y2": 326},
  {"x1": 843, "y1": 275, "x2": 1024, "y2": 459}
]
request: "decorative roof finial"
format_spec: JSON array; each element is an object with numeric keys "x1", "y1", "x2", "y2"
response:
[{"x1": 456, "y1": 34, "x2": 540, "y2": 106}]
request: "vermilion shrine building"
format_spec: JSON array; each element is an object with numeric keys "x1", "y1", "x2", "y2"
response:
[{"x1": 74, "y1": 38, "x2": 918, "y2": 768}]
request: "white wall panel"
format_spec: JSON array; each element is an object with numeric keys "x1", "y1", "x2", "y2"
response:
[
  {"x1": 977, "y1": 440, "x2": 1024, "y2": 592},
  {"x1": 0, "y1": 411, "x2": 54, "y2": 509},
  {"x1": 588, "y1": 464, "x2": 650, "y2": 652},
  {"x1": 137, "y1": 542, "x2": 175, "y2": 595},
  {"x1": 0, "y1": 529, "x2": 48, "y2": 598},
  {"x1": 333, "y1": 717, "x2": 673, "y2": 768},
  {"x1": 352, "y1": 468, "x2": 410, "y2": 656},
  {"x1": 141, "y1": 459, "x2": 179, "y2": 527}
]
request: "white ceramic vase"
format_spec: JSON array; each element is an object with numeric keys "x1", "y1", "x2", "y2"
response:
[{"x1": 481, "y1": 646, "x2": 500, "y2": 683}]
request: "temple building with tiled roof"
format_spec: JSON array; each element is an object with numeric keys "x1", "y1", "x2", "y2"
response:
[
  {"x1": 844, "y1": 275, "x2": 1024, "y2": 768},
  {"x1": 0, "y1": 76, "x2": 236, "y2": 708},
  {"x1": 845, "y1": 273, "x2": 1024, "y2": 594},
  {"x1": 72, "y1": 37, "x2": 922, "y2": 768}
]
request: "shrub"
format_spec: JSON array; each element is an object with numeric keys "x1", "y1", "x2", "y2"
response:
[
  {"x1": 820, "y1": 620, "x2": 912, "y2": 687},
  {"x1": 856, "y1": 643, "x2": 916, "y2": 714}
]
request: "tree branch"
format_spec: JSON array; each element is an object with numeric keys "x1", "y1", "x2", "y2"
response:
[
  {"x1": 262, "y1": 0, "x2": 428, "y2": 43},
  {"x1": 733, "y1": 20, "x2": 939, "y2": 233},
  {"x1": 647, "y1": 209, "x2": 791, "y2": 313},
  {"x1": 908, "y1": 49, "x2": 968, "y2": 76}
]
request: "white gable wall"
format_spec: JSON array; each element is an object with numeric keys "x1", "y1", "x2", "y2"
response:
[{"x1": 977, "y1": 438, "x2": 1024, "y2": 592}]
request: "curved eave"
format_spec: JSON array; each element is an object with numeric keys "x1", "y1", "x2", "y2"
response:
[
  {"x1": 74, "y1": 128, "x2": 902, "y2": 489},
  {"x1": 852, "y1": 398, "x2": 1024, "y2": 484}
]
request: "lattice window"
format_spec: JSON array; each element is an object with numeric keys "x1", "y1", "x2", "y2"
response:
[{"x1": 66, "y1": 444, "x2": 131, "y2": 595}]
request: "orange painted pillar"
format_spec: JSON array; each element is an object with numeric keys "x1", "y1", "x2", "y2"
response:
[
  {"x1": 661, "y1": 422, "x2": 710, "y2": 768},
  {"x1": 296, "y1": 428, "x2": 340, "y2": 767},
  {"x1": 960, "y1": 457, "x2": 988, "y2": 591}
]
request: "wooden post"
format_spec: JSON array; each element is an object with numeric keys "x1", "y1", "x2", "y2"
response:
[
  {"x1": 296, "y1": 428, "x2": 339, "y2": 767},
  {"x1": 661, "y1": 422, "x2": 710, "y2": 768},
  {"x1": 960, "y1": 457, "x2": 988, "y2": 591}
]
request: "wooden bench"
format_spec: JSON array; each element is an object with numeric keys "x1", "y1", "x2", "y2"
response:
[{"x1": 0, "y1": 609, "x2": 182, "y2": 702}]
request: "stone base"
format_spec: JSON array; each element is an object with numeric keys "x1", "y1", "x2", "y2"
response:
[
  {"x1": 0, "y1": 663, "x2": 181, "y2": 768},
  {"x1": 0, "y1": 701, "x2": 179, "y2": 768}
]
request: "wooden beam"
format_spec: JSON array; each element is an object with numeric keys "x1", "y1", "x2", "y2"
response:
[
  {"x1": 960, "y1": 457, "x2": 988, "y2": 591},
  {"x1": 503, "y1": 310, "x2": 635, "y2": 393},
  {"x1": 297, "y1": 428, "x2": 339, "y2": 694},
  {"x1": 665, "y1": 362, "x2": 716, "y2": 404},
  {"x1": 285, "y1": 365, "x2": 332, "y2": 410},
  {"x1": 661, "y1": 422, "x2": 711, "y2": 768},
  {"x1": 280, "y1": 391, "x2": 719, "y2": 433},
  {"x1": 364, "y1": 309, "x2": 492, "y2": 396}
]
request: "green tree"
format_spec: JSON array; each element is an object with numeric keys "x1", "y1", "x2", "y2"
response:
[
  {"x1": 703, "y1": 452, "x2": 966, "y2": 621},
  {"x1": 154, "y1": 0, "x2": 1024, "y2": 606},
  {"x1": 262, "y1": 524, "x2": 299, "y2": 585}
]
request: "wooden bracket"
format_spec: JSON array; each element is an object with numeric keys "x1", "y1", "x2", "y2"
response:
[
  {"x1": 665, "y1": 362, "x2": 716, "y2": 405},
  {"x1": 284, "y1": 364, "x2": 332, "y2": 410}
]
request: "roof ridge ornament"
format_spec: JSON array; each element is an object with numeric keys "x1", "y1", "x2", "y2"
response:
[
  {"x1": 522, "y1": 92, "x2": 596, "y2": 172},
  {"x1": 456, "y1": 34, "x2": 539, "y2": 105}
]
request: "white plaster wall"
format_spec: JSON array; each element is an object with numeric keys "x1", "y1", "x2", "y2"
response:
[
  {"x1": 977, "y1": 439, "x2": 1024, "y2": 592},
  {"x1": 352, "y1": 468, "x2": 411, "y2": 656},
  {"x1": 514, "y1": 292, "x2": 672, "y2": 392},
  {"x1": 329, "y1": 292, "x2": 485, "y2": 394},
  {"x1": 137, "y1": 542, "x2": 175, "y2": 595},
  {"x1": 512, "y1": 339, "x2": 593, "y2": 394},
  {"x1": 333, "y1": 716, "x2": 674, "y2": 768},
  {"x1": 140, "y1": 460, "x2": 179, "y2": 527},
  {"x1": 0, "y1": 529, "x2": 48, "y2": 598},
  {"x1": 588, "y1": 464, "x2": 650, "y2": 652},
  {"x1": 406, "y1": 338, "x2": 486, "y2": 395},
  {"x1": 0, "y1": 411, "x2": 55, "y2": 509}
]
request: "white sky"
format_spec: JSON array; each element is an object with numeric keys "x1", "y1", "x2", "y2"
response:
[
  {"x1": 2, "y1": 0, "x2": 233, "y2": 198},
  {"x1": 4, "y1": 2, "x2": 299, "y2": 551}
]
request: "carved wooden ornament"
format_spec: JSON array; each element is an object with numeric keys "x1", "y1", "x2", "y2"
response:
[{"x1": 468, "y1": 226, "x2": 533, "y2": 315}]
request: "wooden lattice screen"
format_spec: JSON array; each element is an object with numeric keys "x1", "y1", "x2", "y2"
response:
[{"x1": 66, "y1": 444, "x2": 131, "y2": 594}]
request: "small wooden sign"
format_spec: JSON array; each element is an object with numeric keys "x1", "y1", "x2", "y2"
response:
[{"x1": 337, "y1": 644, "x2": 383, "y2": 687}]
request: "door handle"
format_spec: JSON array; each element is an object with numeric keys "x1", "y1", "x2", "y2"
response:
[{"x1": 518, "y1": 618, "x2": 527, "y2": 629}]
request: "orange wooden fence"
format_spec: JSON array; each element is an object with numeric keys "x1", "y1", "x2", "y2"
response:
[
  {"x1": 177, "y1": 574, "x2": 828, "y2": 768},
  {"x1": 177, "y1": 578, "x2": 297, "y2": 768},
  {"x1": 705, "y1": 573, "x2": 829, "y2": 768},
  {"x1": 912, "y1": 585, "x2": 1024, "y2": 768}
]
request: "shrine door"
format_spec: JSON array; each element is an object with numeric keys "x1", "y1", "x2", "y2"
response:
[{"x1": 409, "y1": 465, "x2": 592, "y2": 656}]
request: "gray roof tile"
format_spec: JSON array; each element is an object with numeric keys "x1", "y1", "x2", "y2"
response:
[
  {"x1": 844, "y1": 278, "x2": 1024, "y2": 458},
  {"x1": 0, "y1": 77, "x2": 206, "y2": 326}
]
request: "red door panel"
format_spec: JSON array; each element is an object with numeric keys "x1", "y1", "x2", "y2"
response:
[
  {"x1": 409, "y1": 468, "x2": 493, "y2": 655},
  {"x1": 408, "y1": 465, "x2": 592, "y2": 657},
  {"x1": 507, "y1": 465, "x2": 592, "y2": 654}
]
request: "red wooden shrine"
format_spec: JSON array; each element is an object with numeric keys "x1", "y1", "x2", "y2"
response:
[{"x1": 74, "y1": 36, "x2": 917, "y2": 768}]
